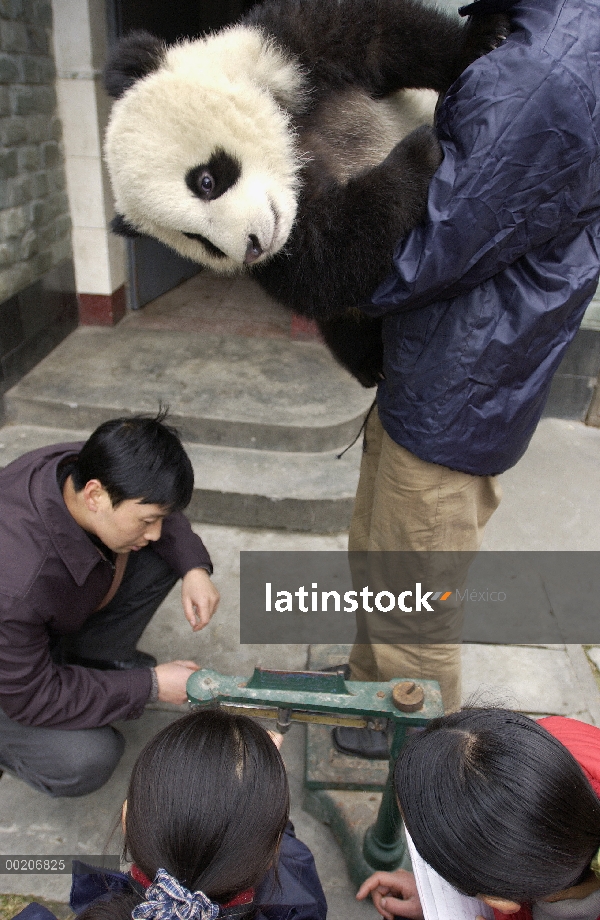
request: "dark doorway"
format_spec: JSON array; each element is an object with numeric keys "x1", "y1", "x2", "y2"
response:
[
  {"x1": 112, "y1": 1, "x2": 259, "y2": 43},
  {"x1": 107, "y1": 0, "x2": 260, "y2": 308}
]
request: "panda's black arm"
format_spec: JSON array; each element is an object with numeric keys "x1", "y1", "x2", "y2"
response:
[
  {"x1": 245, "y1": 0, "x2": 468, "y2": 97},
  {"x1": 253, "y1": 124, "x2": 442, "y2": 322}
]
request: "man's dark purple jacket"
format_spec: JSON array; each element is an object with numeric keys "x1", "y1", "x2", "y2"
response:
[{"x1": 0, "y1": 442, "x2": 211, "y2": 729}]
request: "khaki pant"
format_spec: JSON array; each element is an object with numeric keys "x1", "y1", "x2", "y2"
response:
[{"x1": 348, "y1": 408, "x2": 502, "y2": 712}]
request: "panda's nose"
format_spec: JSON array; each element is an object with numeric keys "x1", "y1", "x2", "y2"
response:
[{"x1": 244, "y1": 235, "x2": 264, "y2": 264}]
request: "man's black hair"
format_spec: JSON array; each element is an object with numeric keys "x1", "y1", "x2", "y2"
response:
[{"x1": 70, "y1": 410, "x2": 194, "y2": 512}]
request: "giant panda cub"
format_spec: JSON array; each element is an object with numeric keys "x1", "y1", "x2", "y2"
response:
[{"x1": 104, "y1": 0, "x2": 508, "y2": 386}]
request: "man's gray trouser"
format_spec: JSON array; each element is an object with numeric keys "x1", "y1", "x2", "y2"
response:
[{"x1": 0, "y1": 546, "x2": 178, "y2": 797}]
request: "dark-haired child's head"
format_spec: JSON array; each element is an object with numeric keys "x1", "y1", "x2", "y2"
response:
[
  {"x1": 71, "y1": 411, "x2": 193, "y2": 513},
  {"x1": 395, "y1": 708, "x2": 600, "y2": 905},
  {"x1": 124, "y1": 708, "x2": 290, "y2": 904}
]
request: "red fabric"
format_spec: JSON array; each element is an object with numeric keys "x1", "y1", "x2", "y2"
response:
[
  {"x1": 493, "y1": 905, "x2": 532, "y2": 920},
  {"x1": 492, "y1": 716, "x2": 600, "y2": 920},
  {"x1": 130, "y1": 865, "x2": 153, "y2": 889},
  {"x1": 221, "y1": 889, "x2": 255, "y2": 908},
  {"x1": 539, "y1": 717, "x2": 600, "y2": 798}
]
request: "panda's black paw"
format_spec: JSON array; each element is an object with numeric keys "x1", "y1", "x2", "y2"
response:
[
  {"x1": 394, "y1": 125, "x2": 443, "y2": 175},
  {"x1": 459, "y1": 13, "x2": 511, "y2": 72},
  {"x1": 487, "y1": 14, "x2": 511, "y2": 50},
  {"x1": 317, "y1": 313, "x2": 384, "y2": 389},
  {"x1": 353, "y1": 365, "x2": 384, "y2": 389}
]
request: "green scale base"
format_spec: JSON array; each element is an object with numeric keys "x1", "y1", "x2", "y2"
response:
[{"x1": 303, "y1": 644, "x2": 426, "y2": 886}]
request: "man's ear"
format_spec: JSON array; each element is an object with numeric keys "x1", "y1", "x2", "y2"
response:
[
  {"x1": 111, "y1": 213, "x2": 142, "y2": 238},
  {"x1": 479, "y1": 896, "x2": 522, "y2": 914},
  {"x1": 82, "y1": 479, "x2": 110, "y2": 513},
  {"x1": 104, "y1": 30, "x2": 166, "y2": 99}
]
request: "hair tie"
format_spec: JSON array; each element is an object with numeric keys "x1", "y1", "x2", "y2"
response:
[
  {"x1": 131, "y1": 868, "x2": 220, "y2": 920},
  {"x1": 591, "y1": 848, "x2": 600, "y2": 880}
]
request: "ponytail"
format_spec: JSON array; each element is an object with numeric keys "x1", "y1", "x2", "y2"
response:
[{"x1": 79, "y1": 710, "x2": 289, "y2": 920}]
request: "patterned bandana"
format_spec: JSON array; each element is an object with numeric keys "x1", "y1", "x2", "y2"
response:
[{"x1": 131, "y1": 868, "x2": 220, "y2": 920}]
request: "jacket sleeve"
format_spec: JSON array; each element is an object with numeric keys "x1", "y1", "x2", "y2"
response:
[
  {"x1": 365, "y1": 52, "x2": 598, "y2": 317},
  {"x1": 0, "y1": 594, "x2": 152, "y2": 729},
  {"x1": 12, "y1": 906, "x2": 59, "y2": 920},
  {"x1": 70, "y1": 862, "x2": 134, "y2": 913},
  {"x1": 256, "y1": 823, "x2": 327, "y2": 920},
  {"x1": 152, "y1": 511, "x2": 213, "y2": 577}
]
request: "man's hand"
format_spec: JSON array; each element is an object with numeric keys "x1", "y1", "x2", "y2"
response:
[
  {"x1": 356, "y1": 870, "x2": 424, "y2": 920},
  {"x1": 155, "y1": 660, "x2": 199, "y2": 704},
  {"x1": 181, "y1": 568, "x2": 220, "y2": 631}
]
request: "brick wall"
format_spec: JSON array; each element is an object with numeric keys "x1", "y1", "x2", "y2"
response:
[
  {"x1": 0, "y1": 0, "x2": 77, "y2": 406},
  {"x1": 0, "y1": 0, "x2": 72, "y2": 299}
]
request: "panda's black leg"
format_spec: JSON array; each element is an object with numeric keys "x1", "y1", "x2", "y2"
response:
[
  {"x1": 248, "y1": 0, "x2": 509, "y2": 99},
  {"x1": 254, "y1": 124, "x2": 442, "y2": 323},
  {"x1": 453, "y1": 13, "x2": 511, "y2": 83},
  {"x1": 318, "y1": 313, "x2": 384, "y2": 388},
  {"x1": 245, "y1": 0, "x2": 467, "y2": 96}
]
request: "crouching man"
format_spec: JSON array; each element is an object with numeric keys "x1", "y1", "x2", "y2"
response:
[{"x1": 0, "y1": 412, "x2": 219, "y2": 796}]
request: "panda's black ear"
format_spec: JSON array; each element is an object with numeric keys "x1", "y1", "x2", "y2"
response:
[
  {"x1": 111, "y1": 213, "x2": 141, "y2": 237},
  {"x1": 104, "y1": 31, "x2": 166, "y2": 99}
]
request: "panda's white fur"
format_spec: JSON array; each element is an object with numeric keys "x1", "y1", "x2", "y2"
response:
[
  {"x1": 105, "y1": 26, "x2": 307, "y2": 272},
  {"x1": 304, "y1": 88, "x2": 437, "y2": 186}
]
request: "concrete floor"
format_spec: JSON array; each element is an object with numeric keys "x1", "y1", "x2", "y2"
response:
[
  {"x1": 1, "y1": 272, "x2": 599, "y2": 917},
  {"x1": 2, "y1": 437, "x2": 600, "y2": 912}
]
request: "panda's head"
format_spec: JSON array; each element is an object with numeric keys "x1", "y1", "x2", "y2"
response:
[{"x1": 104, "y1": 27, "x2": 306, "y2": 272}]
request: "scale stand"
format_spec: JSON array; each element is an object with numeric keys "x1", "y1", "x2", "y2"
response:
[{"x1": 187, "y1": 646, "x2": 442, "y2": 887}]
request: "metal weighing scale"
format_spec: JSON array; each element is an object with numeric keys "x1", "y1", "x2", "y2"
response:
[{"x1": 187, "y1": 644, "x2": 443, "y2": 886}]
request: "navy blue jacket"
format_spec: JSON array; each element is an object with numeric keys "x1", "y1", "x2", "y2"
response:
[
  {"x1": 12, "y1": 825, "x2": 327, "y2": 920},
  {"x1": 365, "y1": 0, "x2": 600, "y2": 475}
]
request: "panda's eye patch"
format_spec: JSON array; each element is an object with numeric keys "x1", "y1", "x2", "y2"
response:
[{"x1": 185, "y1": 149, "x2": 241, "y2": 202}]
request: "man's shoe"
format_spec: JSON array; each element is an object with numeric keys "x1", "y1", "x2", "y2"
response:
[
  {"x1": 332, "y1": 725, "x2": 390, "y2": 760},
  {"x1": 67, "y1": 649, "x2": 158, "y2": 670}
]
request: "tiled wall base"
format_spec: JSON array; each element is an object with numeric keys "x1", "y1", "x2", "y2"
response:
[
  {"x1": 78, "y1": 286, "x2": 127, "y2": 326},
  {"x1": 0, "y1": 259, "x2": 78, "y2": 411}
]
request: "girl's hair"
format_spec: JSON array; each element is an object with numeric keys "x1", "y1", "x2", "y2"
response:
[
  {"x1": 395, "y1": 708, "x2": 600, "y2": 902},
  {"x1": 81, "y1": 709, "x2": 289, "y2": 920}
]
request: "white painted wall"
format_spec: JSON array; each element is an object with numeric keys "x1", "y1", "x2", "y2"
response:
[{"x1": 51, "y1": 0, "x2": 126, "y2": 297}]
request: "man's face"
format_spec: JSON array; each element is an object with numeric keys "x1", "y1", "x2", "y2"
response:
[{"x1": 92, "y1": 495, "x2": 169, "y2": 553}]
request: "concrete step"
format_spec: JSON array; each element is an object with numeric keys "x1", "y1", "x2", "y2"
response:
[
  {"x1": 4, "y1": 326, "x2": 374, "y2": 452},
  {"x1": 0, "y1": 423, "x2": 362, "y2": 532}
]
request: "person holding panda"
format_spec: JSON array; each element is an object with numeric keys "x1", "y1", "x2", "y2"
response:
[
  {"x1": 334, "y1": 0, "x2": 600, "y2": 757},
  {"x1": 101, "y1": 0, "x2": 599, "y2": 759}
]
